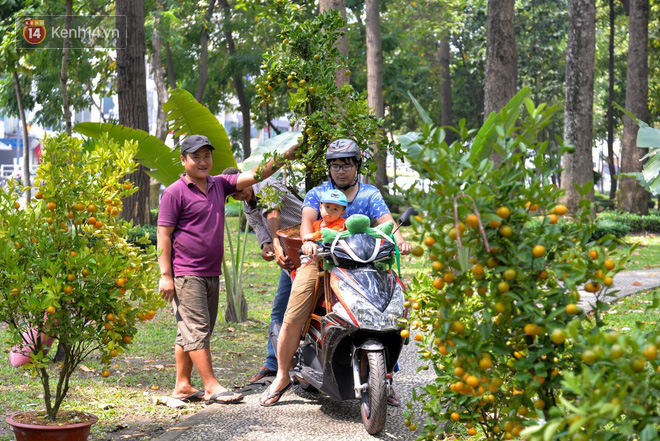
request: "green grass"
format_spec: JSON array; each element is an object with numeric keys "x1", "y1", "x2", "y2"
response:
[
  {"x1": 599, "y1": 288, "x2": 660, "y2": 331},
  {"x1": 623, "y1": 234, "x2": 660, "y2": 270}
]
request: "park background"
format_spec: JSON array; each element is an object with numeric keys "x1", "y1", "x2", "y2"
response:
[{"x1": 1, "y1": 0, "x2": 660, "y2": 439}]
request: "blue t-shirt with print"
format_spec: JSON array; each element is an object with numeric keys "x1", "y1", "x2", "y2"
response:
[{"x1": 303, "y1": 181, "x2": 390, "y2": 221}]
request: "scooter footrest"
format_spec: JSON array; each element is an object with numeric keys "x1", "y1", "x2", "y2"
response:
[{"x1": 293, "y1": 365, "x2": 324, "y2": 389}]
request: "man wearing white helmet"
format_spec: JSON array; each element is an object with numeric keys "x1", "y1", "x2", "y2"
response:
[{"x1": 260, "y1": 138, "x2": 411, "y2": 407}]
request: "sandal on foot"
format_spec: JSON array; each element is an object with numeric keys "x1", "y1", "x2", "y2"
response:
[
  {"x1": 259, "y1": 382, "x2": 292, "y2": 407},
  {"x1": 387, "y1": 389, "x2": 400, "y2": 407},
  {"x1": 172, "y1": 391, "x2": 204, "y2": 403},
  {"x1": 205, "y1": 390, "x2": 244, "y2": 405},
  {"x1": 249, "y1": 366, "x2": 277, "y2": 384}
]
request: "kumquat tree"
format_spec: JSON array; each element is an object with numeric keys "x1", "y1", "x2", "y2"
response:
[
  {"x1": 251, "y1": 3, "x2": 389, "y2": 191},
  {"x1": 400, "y1": 89, "x2": 660, "y2": 440},
  {"x1": 0, "y1": 134, "x2": 162, "y2": 420}
]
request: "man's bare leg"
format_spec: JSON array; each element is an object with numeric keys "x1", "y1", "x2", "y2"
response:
[
  {"x1": 261, "y1": 321, "x2": 302, "y2": 405},
  {"x1": 187, "y1": 347, "x2": 242, "y2": 402},
  {"x1": 172, "y1": 344, "x2": 199, "y2": 398}
]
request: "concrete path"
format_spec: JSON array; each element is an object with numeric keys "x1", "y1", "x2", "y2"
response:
[
  {"x1": 580, "y1": 268, "x2": 660, "y2": 313},
  {"x1": 153, "y1": 269, "x2": 660, "y2": 441}
]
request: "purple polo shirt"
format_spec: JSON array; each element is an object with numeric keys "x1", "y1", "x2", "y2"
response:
[{"x1": 158, "y1": 173, "x2": 239, "y2": 277}]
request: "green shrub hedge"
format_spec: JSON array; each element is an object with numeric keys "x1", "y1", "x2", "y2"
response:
[
  {"x1": 597, "y1": 211, "x2": 660, "y2": 233},
  {"x1": 591, "y1": 218, "x2": 632, "y2": 240},
  {"x1": 525, "y1": 215, "x2": 638, "y2": 241},
  {"x1": 127, "y1": 224, "x2": 157, "y2": 248}
]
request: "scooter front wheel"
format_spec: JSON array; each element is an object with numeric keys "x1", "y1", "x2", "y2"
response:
[{"x1": 359, "y1": 350, "x2": 387, "y2": 435}]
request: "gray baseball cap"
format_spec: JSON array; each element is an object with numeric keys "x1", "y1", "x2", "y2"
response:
[{"x1": 180, "y1": 135, "x2": 215, "y2": 154}]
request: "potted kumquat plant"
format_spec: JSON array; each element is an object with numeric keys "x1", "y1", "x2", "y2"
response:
[{"x1": 0, "y1": 134, "x2": 161, "y2": 441}]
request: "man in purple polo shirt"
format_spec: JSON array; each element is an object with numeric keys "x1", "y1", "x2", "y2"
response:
[{"x1": 157, "y1": 134, "x2": 296, "y2": 405}]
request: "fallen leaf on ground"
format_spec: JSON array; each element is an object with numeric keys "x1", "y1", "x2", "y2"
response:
[
  {"x1": 151, "y1": 385, "x2": 159, "y2": 390},
  {"x1": 79, "y1": 365, "x2": 93, "y2": 372},
  {"x1": 98, "y1": 402, "x2": 114, "y2": 410},
  {"x1": 156, "y1": 396, "x2": 187, "y2": 408}
]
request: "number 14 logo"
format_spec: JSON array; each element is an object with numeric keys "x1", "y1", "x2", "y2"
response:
[{"x1": 23, "y1": 20, "x2": 46, "y2": 45}]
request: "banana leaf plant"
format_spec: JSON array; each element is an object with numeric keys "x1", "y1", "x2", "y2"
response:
[
  {"x1": 222, "y1": 204, "x2": 250, "y2": 322},
  {"x1": 612, "y1": 103, "x2": 660, "y2": 196},
  {"x1": 637, "y1": 124, "x2": 660, "y2": 195},
  {"x1": 74, "y1": 89, "x2": 237, "y2": 186}
]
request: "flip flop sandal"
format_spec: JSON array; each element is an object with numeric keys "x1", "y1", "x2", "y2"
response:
[
  {"x1": 249, "y1": 366, "x2": 277, "y2": 384},
  {"x1": 259, "y1": 382, "x2": 293, "y2": 407},
  {"x1": 387, "y1": 389, "x2": 400, "y2": 407},
  {"x1": 172, "y1": 391, "x2": 204, "y2": 403},
  {"x1": 205, "y1": 390, "x2": 244, "y2": 405}
]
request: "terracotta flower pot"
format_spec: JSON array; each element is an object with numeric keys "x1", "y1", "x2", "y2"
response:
[
  {"x1": 277, "y1": 225, "x2": 303, "y2": 269},
  {"x1": 6, "y1": 411, "x2": 98, "y2": 441}
]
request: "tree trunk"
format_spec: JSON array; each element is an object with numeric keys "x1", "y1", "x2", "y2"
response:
[
  {"x1": 454, "y1": 34, "x2": 483, "y2": 121},
  {"x1": 116, "y1": 0, "x2": 151, "y2": 225},
  {"x1": 560, "y1": 0, "x2": 596, "y2": 213},
  {"x1": 483, "y1": 0, "x2": 517, "y2": 120},
  {"x1": 59, "y1": 0, "x2": 73, "y2": 136},
  {"x1": 219, "y1": 0, "x2": 251, "y2": 159},
  {"x1": 618, "y1": 0, "x2": 649, "y2": 214},
  {"x1": 606, "y1": 0, "x2": 617, "y2": 201},
  {"x1": 13, "y1": 72, "x2": 30, "y2": 200},
  {"x1": 164, "y1": 43, "x2": 177, "y2": 89},
  {"x1": 439, "y1": 35, "x2": 453, "y2": 143},
  {"x1": 195, "y1": 0, "x2": 217, "y2": 103},
  {"x1": 320, "y1": 0, "x2": 349, "y2": 88},
  {"x1": 151, "y1": 11, "x2": 169, "y2": 142},
  {"x1": 366, "y1": 0, "x2": 387, "y2": 195}
]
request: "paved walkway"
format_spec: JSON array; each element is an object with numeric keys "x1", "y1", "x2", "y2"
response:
[
  {"x1": 153, "y1": 269, "x2": 660, "y2": 441},
  {"x1": 580, "y1": 268, "x2": 660, "y2": 312}
]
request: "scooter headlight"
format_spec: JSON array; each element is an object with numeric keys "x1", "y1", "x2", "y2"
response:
[{"x1": 331, "y1": 279, "x2": 405, "y2": 331}]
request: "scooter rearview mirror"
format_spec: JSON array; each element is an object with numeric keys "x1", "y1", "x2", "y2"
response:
[
  {"x1": 392, "y1": 207, "x2": 418, "y2": 236},
  {"x1": 397, "y1": 207, "x2": 418, "y2": 227}
]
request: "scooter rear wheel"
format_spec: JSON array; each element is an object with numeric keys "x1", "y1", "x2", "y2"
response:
[{"x1": 359, "y1": 351, "x2": 387, "y2": 435}]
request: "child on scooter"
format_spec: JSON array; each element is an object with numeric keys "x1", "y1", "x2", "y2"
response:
[
  {"x1": 301, "y1": 189, "x2": 348, "y2": 244},
  {"x1": 275, "y1": 190, "x2": 347, "y2": 343}
]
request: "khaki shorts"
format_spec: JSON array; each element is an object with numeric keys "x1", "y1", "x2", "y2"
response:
[
  {"x1": 173, "y1": 275, "x2": 220, "y2": 351},
  {"x1": 283, "y1": 262, "x2": 319, "y2": 325}
]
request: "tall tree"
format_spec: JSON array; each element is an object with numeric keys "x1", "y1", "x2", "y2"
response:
[
  {"x1": 320, "y1": 0, "x2": 349, "y2": 88},
  {"x1": 116, "y1": 0, "x2": 151, "y2": 225},
  {"x1": 13, "y1": 72, "x2": 30, "y2": 199},
  {"x1": 606, "y1": 0, "x2": 618, "y2": 200},
  {"x1": 150, "y1": 9, "x2": 169, "y2": 142},
  {"x1": 438, "y1": 35, "x2": 453, "y2": 141},
  {"x1": 618, "y1": 0, "x2": 650, "y2": 213},
  {"x1": 59, "y1": 0, "x2": 73, "y2": 135},
  {"x1": 366, "y1": 0, "x2": 387, "y2": 194},
  {"x1": 561, "y1": 0, "x2": 596, "y2": 212},
  {"x1": 218, "y1": 0, "x2": 252, "y2": 159},
  {"x1": 195, "y1": 0, "x2": 217, "y2": 102},
  {"x1": 483, "y1": 0, "x2": 517, "y2": 119}
]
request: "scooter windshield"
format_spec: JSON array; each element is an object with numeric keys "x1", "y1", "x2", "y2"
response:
[
  {"x1": 335, "y1": 267, "x2": 394, "y2": 311},
  {"x1": 330, "y1": 267, "x2": 405, "y2": 330}
]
